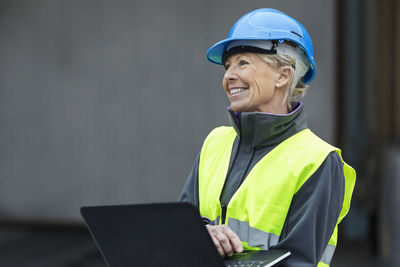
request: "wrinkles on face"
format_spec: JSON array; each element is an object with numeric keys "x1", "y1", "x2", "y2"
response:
[{"x1": 248, "y1": 67, "x2": 265, "y2": 112}]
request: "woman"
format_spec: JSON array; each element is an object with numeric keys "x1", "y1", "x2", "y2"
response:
[{"x1": 180, "y1": 8, "x2": 355, "y2": 267}]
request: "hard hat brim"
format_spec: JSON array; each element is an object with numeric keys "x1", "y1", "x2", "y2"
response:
[
  {"x1": 206, "y1": 37, "x2": 316, "y2": 83},
  {"x1": 206, "y1": 37, "x2": 262, "y2": 65}
]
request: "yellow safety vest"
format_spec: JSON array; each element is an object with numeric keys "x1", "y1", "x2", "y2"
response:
[{"x1": 198, "y1": 127, "x2": 356, "y2": 266}]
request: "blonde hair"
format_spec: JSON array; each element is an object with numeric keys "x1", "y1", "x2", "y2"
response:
[{"x1": 257, "y1": 53, "x2": 308, "y2": 111}]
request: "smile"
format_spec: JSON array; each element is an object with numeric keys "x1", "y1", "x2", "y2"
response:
[{"x1": 229, "y1": 88, "x2": 248, "y2": 96}]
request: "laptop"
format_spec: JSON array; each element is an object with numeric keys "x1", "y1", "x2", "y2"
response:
[{"x1": 80, "y1": 202, "x2": 290, "y2": 267}]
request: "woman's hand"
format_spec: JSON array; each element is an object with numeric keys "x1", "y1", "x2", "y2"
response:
[{"x1": 206, "y1": 224, "x2": 243, "y2": 257}]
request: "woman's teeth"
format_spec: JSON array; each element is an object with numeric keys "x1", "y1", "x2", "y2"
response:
[{"x1": 230, "y1": 88, "x2": 247, "y2": 95}]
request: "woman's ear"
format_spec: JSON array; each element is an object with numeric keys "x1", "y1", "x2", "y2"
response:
[{"x1": 275, "y1": 66, "x2": 293, "y2": 89}]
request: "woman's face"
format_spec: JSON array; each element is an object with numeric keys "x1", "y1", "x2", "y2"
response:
[{"x1": 222, "y1": 52, "x2": 288, "y2": 114}]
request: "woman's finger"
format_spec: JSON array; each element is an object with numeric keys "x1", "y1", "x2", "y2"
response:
[
  {"x1": 209, "y1": 232, "x2": 225, "y2": 257},
  {"x1": 221, "y1": 225, "x2": 243, "y2": 252},
  {"x1": 214, "y1": 229, "x2": 234, "y2": 257}
]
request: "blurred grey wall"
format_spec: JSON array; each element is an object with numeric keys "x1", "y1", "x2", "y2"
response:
[{"x1": 0, "y1": 0, "x2": 336, "y2": 222}]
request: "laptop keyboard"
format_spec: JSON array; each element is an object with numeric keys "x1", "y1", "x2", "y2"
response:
[{"x1": 225, "y1": 261, "x2": 269, "y2": 267}]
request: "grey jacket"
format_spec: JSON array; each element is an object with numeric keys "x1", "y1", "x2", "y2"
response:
[{"x1": 179, "y1": 103, "x2": 345, "y2": 266}]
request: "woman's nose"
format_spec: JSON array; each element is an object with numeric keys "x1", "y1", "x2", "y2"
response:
[{"x1": 223, "y1": 68, "x2": 238, "y2": 81}]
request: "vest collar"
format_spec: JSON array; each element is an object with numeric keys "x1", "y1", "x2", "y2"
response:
[{"x1": 228, "y1": 102, "x2": 308, "y2": 147}]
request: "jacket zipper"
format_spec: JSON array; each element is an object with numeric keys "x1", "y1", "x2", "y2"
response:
[
  {"x1": 220, "y1": 147, "x2": 257, "y2": 225},
  {"x1": 221, "y1": 204, "x2": 227, "y2": 225}
]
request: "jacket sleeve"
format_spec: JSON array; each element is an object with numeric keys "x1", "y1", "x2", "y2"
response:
[
  {"x1": 179, "y1": 151, "x2": 201, "y2": 208},
  {"x1": 272, "y1": 151, "x2": 345, "y2": 267},
  {"x1": 179, "y1": 152, "x2": 213, "y2": 224}
]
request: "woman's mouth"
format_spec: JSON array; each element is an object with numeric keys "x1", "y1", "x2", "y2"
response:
[{"x1": 229, "y1": 87, "x2": 249, "y2": 96}]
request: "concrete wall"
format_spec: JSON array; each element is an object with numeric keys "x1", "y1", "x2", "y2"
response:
[{"x1": 0, "y1": 0, "x2": 336, "y2": 222}]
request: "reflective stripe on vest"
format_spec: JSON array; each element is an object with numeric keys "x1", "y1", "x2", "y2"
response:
[
  {"x1": 198, "y1": 127, "x2": 356, "y2": 266},
  {"x1": 228, "y1": 218, "x2": 280, "y2": 249},
  {"x1": 320, "y1": 243, "x2": 336, "y2": 265}
]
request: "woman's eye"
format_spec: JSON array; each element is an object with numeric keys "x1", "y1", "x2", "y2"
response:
[
  {"x1": 239, "y1": 60, "x2": 248, "y2": 66},
  {"x1": 224, "y1": 64, "x2": 230, "y2": 70}
]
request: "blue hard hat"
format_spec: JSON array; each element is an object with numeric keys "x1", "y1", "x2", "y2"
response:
[{"x1": 206, "y1": 8, "x2": 316, "y2": 83}]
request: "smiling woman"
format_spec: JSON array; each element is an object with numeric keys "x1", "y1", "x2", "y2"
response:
[
  {"x1": 179, "y1": 8, "x2": 356, "y2": 267},
  {"x1": 222, "y1": 52, "x2": 292, "y2": 114}
]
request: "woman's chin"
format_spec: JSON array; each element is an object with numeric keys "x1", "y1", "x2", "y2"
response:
[
  {"x1": 230, "y1": 102, "x2": 253, "y2": 113},
  {"x1": 229, "y1": 105, "x2": 243, "y2": 112}
]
